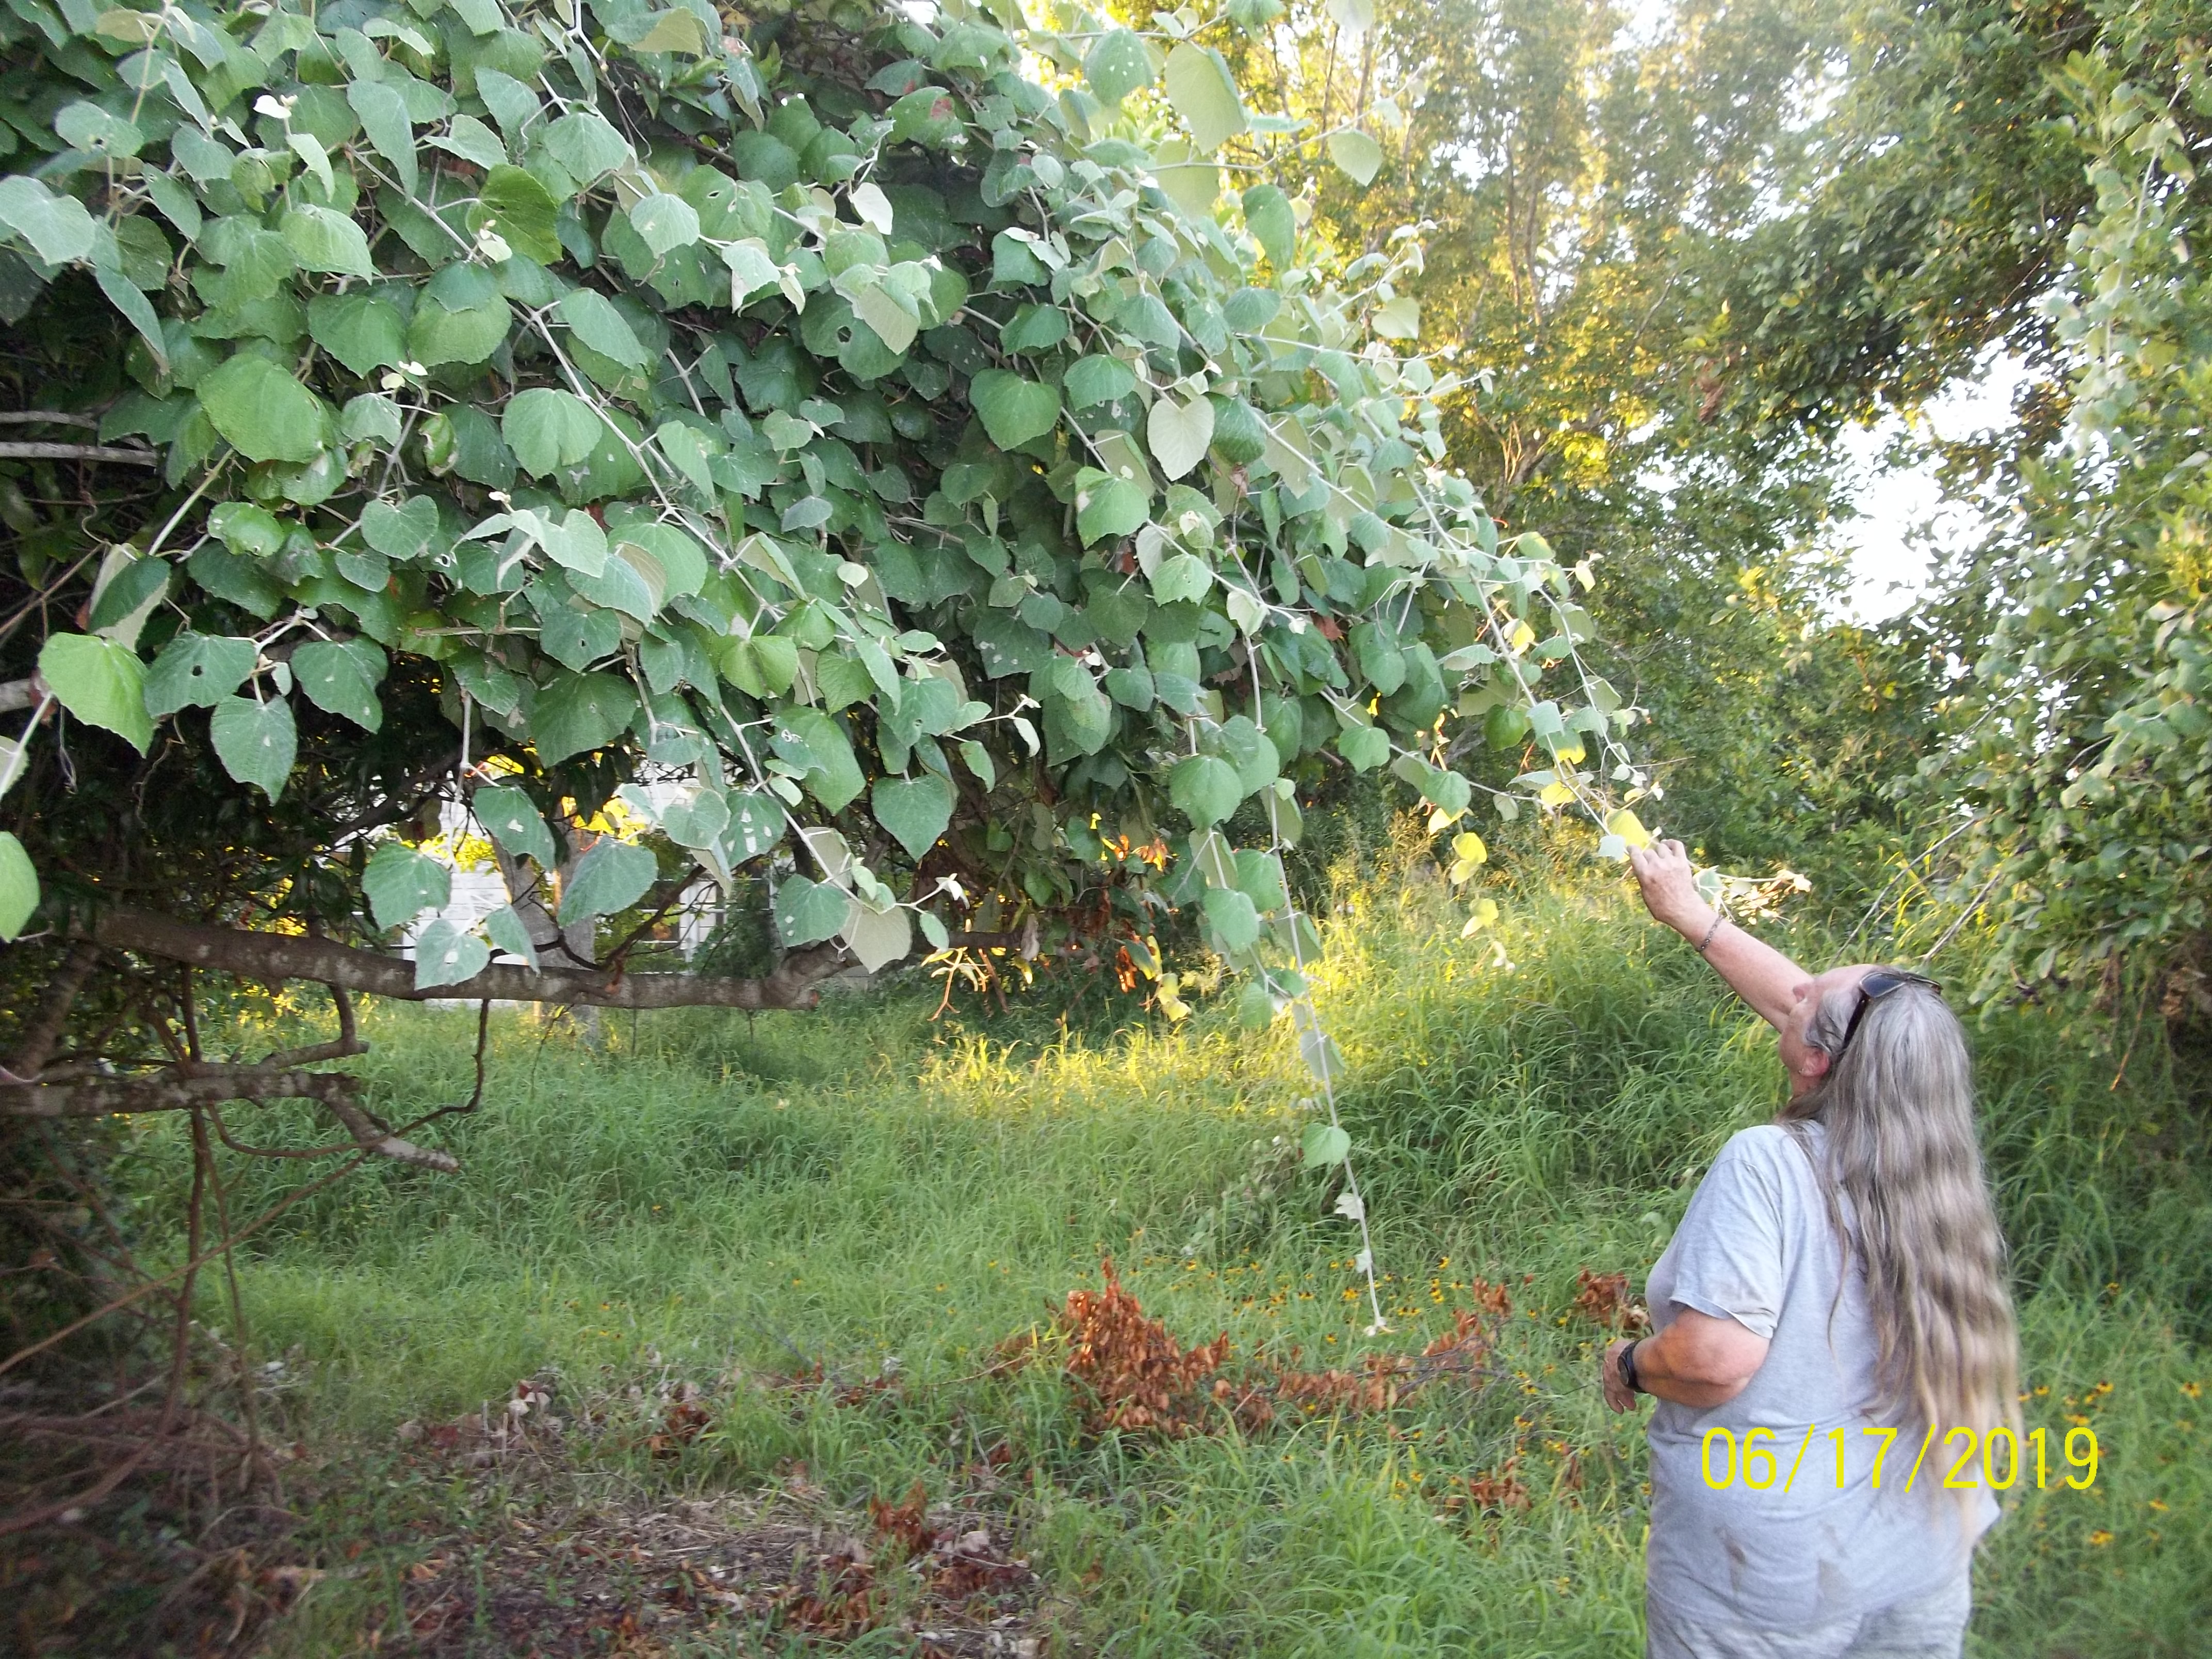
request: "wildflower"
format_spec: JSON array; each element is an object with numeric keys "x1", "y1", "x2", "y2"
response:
[
  {"x1": 2088, "y1": 1531, "x2": 2113, "y2": 1548},
  {"x1": 2181, "y1": 1381, "x2": 2202, "y2": 1399}
]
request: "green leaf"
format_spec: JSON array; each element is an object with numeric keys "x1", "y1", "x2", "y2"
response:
[
  {"x1": 38, "y1": 632, "x2": 151, "y2": 752},
  {"x1": 478, "y1": 164, "x2": 561, "y2": 264},
  {"x1": 532, "y1": 671, "x2": 638, "y2": 765},
  {"x1": 208, "y1": 694, "x2": 298, "y2": 801},
  {"x1": 0, "y1": 175, "x2": 96, "y2": 264},
  {"x1": 558, "y1": 837, "x2": 657, "y2": 923},
  {"x1": 282, "y1": 204, "x2": 376, "y2": 275},
  {"x1": 0, "y1": 833, "x2": 38, "y2": 941},
  {"x1": 1163, "y1": 43, "x2": 1247, "y2": 153},
  {"x1": 1201, "y1": 885, "x2": 1260, "y2": 951},
  {"x1": 1084, "y1": 28, "x2": 1153, "y2": 104},
  {"x1": 413, "y1": 919, "x2": 491, "y2": 988},
  {"x1": 483, "y1": 903, "x2": 538, "y2": 967},
  {"x1": 872, "y1": 772, "x2": 954, "y2": 862},
  {"x1": 1147, "y1": 394, "x2": 1214, "y2": 481},
  {"x1": 958, "y1": 739, "x2": 996, "y2": 791},
  {"x1": 86, "y1": 557, "x2": 169, "y2": 635},
  {"x1": 473, "y1": 784, "x2": 557, "y2": 867},
  {"x1": 1337, "y1": 723, "x2": 1389, "y2": 771},
  {"x1": 1327, "y1": 128, "x2": 1385, "y2": 186},
  {"x1": 1150, "y1": 552, "x2": 1213, "y2": 606},
  {"x1": 1215, "y1": 716, "x2": 1279, "y2": 792},
  {"x1": 543, "y1": 111, "x2": 631, "y2": 183},
  {"x1": 1371, "y1": 296, "x2": 1419, "y2": 340},
  {"x1": 1301, "y1": 1122, "x2": 1350, "y2": 1170},
  {"x1": 310, "y1": 294, "x2": 407, "y2": 375},
  {"x1": 1065, "y1": 354, "x2": 1137, "y2": 410},
  {"x1": 773, "y1": 874, "x2": 852, "y2": 946},
  {"x1": 348, "y1": 79, "x2": 417, "y2": 199},
  {"x1": 557, "y1": 289, "x2": 650, "y2": 367},
  {"x1": 1169, "y1": 753, "x2": 1242, "y2": 827},
  {"x1": 144, "y1": 632, "x2": 257, "y2": 717},
  {"x1": 1078, "y1": 476, "x2": 1149, "y2": 545},
  {"x1": 361, "y1": 495, "x2": 442, "y2": 560},
  {"x1": 771, "y1": 707, "x2": 865, "y2": 812},
  {"x1": 1242, "y1": 184, "x2": 1295, "y2": 268},
  {"x1": 626, "y1": 8, "x2": 708, "y2": 55},
  {"x1": 408, "y1": 263, "x2": 513, "y2": 367},
  {"x1": 291, "y1": 639, "x2": 386, "y2": 731},
  {"x1": 855, "y1": 284, "x2": 918, "y2": 356},
  {"x1": 94, "y1": 267, "x2": 167, "y2": 368},
  {"x1": 197, "y1": 356, "x2": 326, "y2": 464},
  {"x1": 842, "y1": 901, "x2": 912, "y2": 972},
  {"x1": 629, "y1": 192, "x2": 700, "y2": 256},
  {"x1": 505, "y1": 388, "x2": 604, "y2": 476},
  {"x1": 968, "y1": 369, "x2": 1059, "y2": 449}
]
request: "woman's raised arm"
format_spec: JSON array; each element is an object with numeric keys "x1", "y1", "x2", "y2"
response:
[{"x1": 1628, "y1": 839, "x2": 1807, "y2": 1031}]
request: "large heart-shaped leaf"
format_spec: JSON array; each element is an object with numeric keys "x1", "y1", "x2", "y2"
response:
[
  {"x1": 291, "y1": 640, "x2": 386, "y2": 731},
  {"x1": 1084, "y1": 27, "x2": 1152, "y2": 103},
  {"x1": 143, "y1": 632, "x2": 256, "y2": 718},
  {"x1": 968, "y1": 369, "x2": 1059, "y2": 449},
  {"x1": 1169, "y1": 753, "x2": 1242, "y2": 827},
  {"x1": 197, "y1": 356, "x2": 326, "y2": 464},
  {"x1": 209, "y1": 695, "x2": 297, "y2": 801},
  {"x1": 505, "y1": 388, "x2": 604, "y2": 477},
  {"x1": 413, "y1": 918, "x2": 491, "y2": 989},
  {"x1": 773, "y1": 874, "x2": 852, "y2": 947},
  {"x1": 1164, "y1": 43, "x2": 1246, "y2": 153},
  {"x1": 842, "y1": 901, "x2": 912, "y2": 973},
  {"x1": 473, "y1": 784, "x2": 558, "y2": 867},
  {"x1": 558, "y1": 838, "x2": 657, "y2": 924},
  {"x1": 872, "y1": 772, "x2": 954, "y2": 863},
  {"x1": 1242, "y1": 184, "x2": 1295, "y2": 269},
  {"x1": 1147, "y1": 394, "x2": 1215, "y2": 480},
  {"x1": 38, "y1": 632, "x2": 151, "y2": 753},
  {"x1": 365, "y1": 842, "x2": 451, "y2": 931},
  {"x1": 1327, "y1": 128, "x2": 1385, "y2": 186}
]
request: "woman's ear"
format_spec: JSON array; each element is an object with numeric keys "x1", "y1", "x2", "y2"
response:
[{"x1": 1799, "y1": 1048, "x2": 1832, "y2": 1080}]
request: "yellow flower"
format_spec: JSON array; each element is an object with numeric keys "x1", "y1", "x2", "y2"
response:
[
  {"x1": 2088, "y1": 1531, "x2": 2113, "y2": 1548},
  {"x1": 2181, "y1": 1381, "x2": 2202, "y2": 1399}
]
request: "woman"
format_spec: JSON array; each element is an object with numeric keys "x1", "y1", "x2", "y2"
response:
[{"x1": 1604, "y1": 840, "x2": 2020, "y2": 1659}]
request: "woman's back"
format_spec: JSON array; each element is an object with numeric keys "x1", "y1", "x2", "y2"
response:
[{"x1": 1642, "y1": 1123, "x2": 2001, "y2": 1629}]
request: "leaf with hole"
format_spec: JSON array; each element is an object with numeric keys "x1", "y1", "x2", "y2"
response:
[
  {"x1": 473, "y1": 784, "x2": 557, "y2": 867},
  {"x1": 144, "y1": 632, "x2": 256, "y2": 717},
  {"x1": 1084, "y1": 28, "x2": 1152, "y2": 104},
  {"x1": 413, "y1": 918, "x2": 490, "y2": 989},
  {"x1": 365, "y1": 841, "x2": 450, "y2": 931},
  {"x1": 291, "y1": 639, "x2": 386, "y2": 731},
  {"x1": 774, "y1": 874, "x2": 852, "y2": 947},
  {"x1": 208, "y1": 694, "x2": 297, "y2": 801},
  {"x1": 558, "y1": 837, "x2": 657, "y2": 924}
]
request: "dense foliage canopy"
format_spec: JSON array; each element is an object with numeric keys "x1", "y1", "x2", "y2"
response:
[{"x1": 0, "y1": 0, "x2": 1645, "y2": 1056}]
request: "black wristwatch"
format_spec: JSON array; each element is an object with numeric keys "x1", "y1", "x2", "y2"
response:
[{"x1": 1619, "y1": 1338, "x2": 1646, "y2": 1395}]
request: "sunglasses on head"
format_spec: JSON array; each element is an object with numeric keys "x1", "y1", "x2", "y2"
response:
[{"x1": 1833, "y1": 968, "x2": 1941, "y2": 1060}]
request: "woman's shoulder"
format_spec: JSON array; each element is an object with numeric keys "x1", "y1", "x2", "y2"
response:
[{"x1": 1709, "y1": 1121, "x2": 1824, "y2": 1190}]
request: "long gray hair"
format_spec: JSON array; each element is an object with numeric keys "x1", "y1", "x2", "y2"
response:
[{"x1": 1779, "y1": 973, "x2": 2021, "y2": 1524}]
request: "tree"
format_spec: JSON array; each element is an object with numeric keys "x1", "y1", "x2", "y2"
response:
[{"x1": 0, "y1": 0, "x2": 1637, "y2": 1153}]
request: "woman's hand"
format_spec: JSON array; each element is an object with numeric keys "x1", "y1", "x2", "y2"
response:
[
  {"x1": 1628, "y1": 839, "x2": 1714, "y2": 939},
  {"x1": 1602, "y1": 1339, "x2": 1641, "y2": 1413}
]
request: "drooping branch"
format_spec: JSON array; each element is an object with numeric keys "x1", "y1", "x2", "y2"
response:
[
  {"x1": 75, "y1": 903, "x2": 850, "y2": 1010},
  {"x1": 0, "y1": 1063, "x2": 458, "y2": 1170}
]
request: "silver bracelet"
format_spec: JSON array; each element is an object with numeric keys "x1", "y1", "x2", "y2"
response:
[{"x1": 1696, "y1": 909, "x2": 1725, "y2": 953}]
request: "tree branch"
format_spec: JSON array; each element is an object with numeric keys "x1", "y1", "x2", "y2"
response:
[
  {"x1": 75, "y1": 903, "x2": 850, "y2": 1010},
  {"x1": 0, "y1": 1063, "x2": 459, "y2": 1170},
  {"x1": 0, "y1": 442, "x2": 158, "y2": 466}
]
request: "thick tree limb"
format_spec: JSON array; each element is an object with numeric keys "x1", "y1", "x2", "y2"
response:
[
  {"x1": 0, "y1": 442, "x2": 158, "y2": 466},
  {"x1": 75, "y1": 903, "x2": 849, "y2": 1010},
  {"x1": 0, "y1": 1063, "x2": 459, "y2": 1170},
  {"x1": 5, "y1": 940, "x2": 102, "y2": 1081}
]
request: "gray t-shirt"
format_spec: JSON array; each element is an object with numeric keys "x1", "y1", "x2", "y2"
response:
[{"x1": 1642, "y1": 1121, "x2": 2000, "y2": 1629}]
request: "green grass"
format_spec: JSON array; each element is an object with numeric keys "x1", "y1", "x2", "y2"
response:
[{"x1": 126, "y1": 850, "x2": 2212, "y2": 1655}]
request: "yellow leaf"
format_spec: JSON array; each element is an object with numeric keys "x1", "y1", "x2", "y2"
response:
[
  {"x1": 1508, "y1": 619, "x2": 1536, "y2": 654},
  {"x1": 1605, "y1": 807, "x2": 1654, "y2": 850},
  {"x1": 1459, "y1": 897, "x2": 1500, "y2": 936},
  {"x1": 1538, "y1": 780, "x2": 1575, "y2": 808},
  {"x1": 1452, "y1": 831, "x2": 1488, "y2": 866}
]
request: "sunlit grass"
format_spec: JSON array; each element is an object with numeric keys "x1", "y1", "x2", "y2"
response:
[{"x1": 126, "y1": 850, "x2": 2211, "y2": 1655}]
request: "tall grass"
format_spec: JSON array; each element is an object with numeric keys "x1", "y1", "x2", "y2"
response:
[{"x1": 126, "y1": 840, "x2": 2210, "y2": 1655}]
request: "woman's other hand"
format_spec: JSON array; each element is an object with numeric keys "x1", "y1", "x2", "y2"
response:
[
  {"x1": 1602, "y1": 1339, "x2": 1641, "y2": 1413},
  {"x1": 1628, "y1": 839, "x2": 1712, "y2": 939}
]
